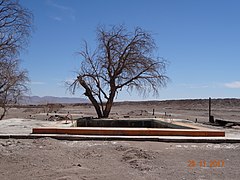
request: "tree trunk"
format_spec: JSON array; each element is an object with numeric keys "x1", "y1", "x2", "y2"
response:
[
  {"x1": 0, "y1": 106, "x2": 7, "y2": 120},
  {"x1": 84, "y1": 89, "x2": 103, "y2": 118},
  {"x1": 103, "y1": 101, "x2": 112, "y2": 118},
  {"x1": 78, "y1": 76, "x2": 103, "y2": 118},
  {"x1": 90, "y1": 97, "x2": 103, "y2": 118},
  {"x1": 103, "y1": 90, "x2": 116, "y2": 118}
]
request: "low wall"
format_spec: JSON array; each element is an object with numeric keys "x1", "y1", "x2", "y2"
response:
[{"x1": 76, "y1": 118, "x2": 194, "y2": 129}]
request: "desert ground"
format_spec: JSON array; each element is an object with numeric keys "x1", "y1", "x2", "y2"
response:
[
  {"x1": 3, "y1": 98, "x2": 240, "y2": 123},
  {"x1": 0, "y1": 139, "x2": 239, "y2": 180},
  {"x1": 0, "y1": 99, "x2": 240, "y2": 179}
]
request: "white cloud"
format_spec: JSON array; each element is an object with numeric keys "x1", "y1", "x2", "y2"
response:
[
  {"x1": 31, "y1": 81, "x2": 46, "y2": 85},
  {"x1": 225, "y1": 81, "x2": 240, "y2": 89},
  {"x1": 46, "y1": 0, "x2": 76, "y2": 21},
  {"x1": 51, "y1": 16, "x2": 62, "y2": 21},
  {"x1": 47, "y1": 0, "x2": 71, "y2": 11}
]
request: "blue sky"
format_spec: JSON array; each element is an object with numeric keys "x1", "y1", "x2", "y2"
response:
[{"x1": 20, "y1": 0, "x2": 240, "y2": 100}]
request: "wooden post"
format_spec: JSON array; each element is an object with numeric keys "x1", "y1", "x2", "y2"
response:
[
  {"x1": 209, "y1": 97, "x2": 211, "y2": 119},
  {"x1": 209, "y1": 97, "x2": 214, "y2": 123}
]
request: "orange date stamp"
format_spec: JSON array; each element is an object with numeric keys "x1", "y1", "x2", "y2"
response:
[{"x1": 188, "y1": 160, "x2": 225, "y2": 168}]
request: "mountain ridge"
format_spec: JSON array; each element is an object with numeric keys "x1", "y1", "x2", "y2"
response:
[{"x1": 20, "y1": 96, "x2": 89, "y2": 105}]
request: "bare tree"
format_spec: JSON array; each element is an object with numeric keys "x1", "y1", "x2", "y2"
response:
[
  {"x1": 0, "y1": 0, "x2": 33, "y2": 119},
  {"x1": 0, "y1": 59, "x2": 29, "y2": 119},
  {"x1": 70, "y1": 25, "x2": 169, "y2": 118}
]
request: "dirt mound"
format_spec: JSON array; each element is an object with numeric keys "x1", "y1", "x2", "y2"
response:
[
  {"x1": 127, "y1": 110, "x2": 149, "y2": 116},
  {"x1": 116, "y1": 145, "x2": 157, "y2": 172}
]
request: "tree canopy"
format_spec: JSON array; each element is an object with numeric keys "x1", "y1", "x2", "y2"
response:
[{"x1": 70, "y1": 25, "x2": 169, "y2": 118}]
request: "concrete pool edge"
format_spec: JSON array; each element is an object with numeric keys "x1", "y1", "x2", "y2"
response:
[
  {"x1": 31, "y1": 118, "x2": 225, "y2": 137},
  {"x1": 32, "y1": 127, "x2": 225, "y2": 137},
  {"x1": 76, "y1": 117, "x2": 196, "y2": 129}
]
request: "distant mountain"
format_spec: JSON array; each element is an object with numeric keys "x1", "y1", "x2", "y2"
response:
[{"x1": 19, "y1": 96, "x2": 89, "y2": 105}]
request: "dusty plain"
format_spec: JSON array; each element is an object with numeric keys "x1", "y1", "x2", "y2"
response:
[{"x1": 0, "y1": 99, "x2": 240, "y2": 180}]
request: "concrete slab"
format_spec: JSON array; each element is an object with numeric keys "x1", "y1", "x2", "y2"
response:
[
  {"x1": 32, "y1": 118, "x2": 225, "y2": 137},
  {"x1": 1, "y1": 117, "x2": 240, "y2": 143},
  {"x1": 0, "y1": 118, "x2": 73, "y2": 134}
]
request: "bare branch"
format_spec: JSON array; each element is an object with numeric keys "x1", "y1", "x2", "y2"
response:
[
  {"x1": 0, "y1": 59, "x2": 29, "y2": 119},
  {"x1": 0, "y1": 0, "x2": 33, "y2": 59},
  {"x1": 68, "y1": 25, "x2": 169, "y2": 118}
]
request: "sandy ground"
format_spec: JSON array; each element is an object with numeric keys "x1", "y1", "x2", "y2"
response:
[
  {"x1": 0, "y1": 139, "x2": 240, "y2": 180},
  {"x1": 0, "y1": 99, "x2": 240, "y2": 179}
]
